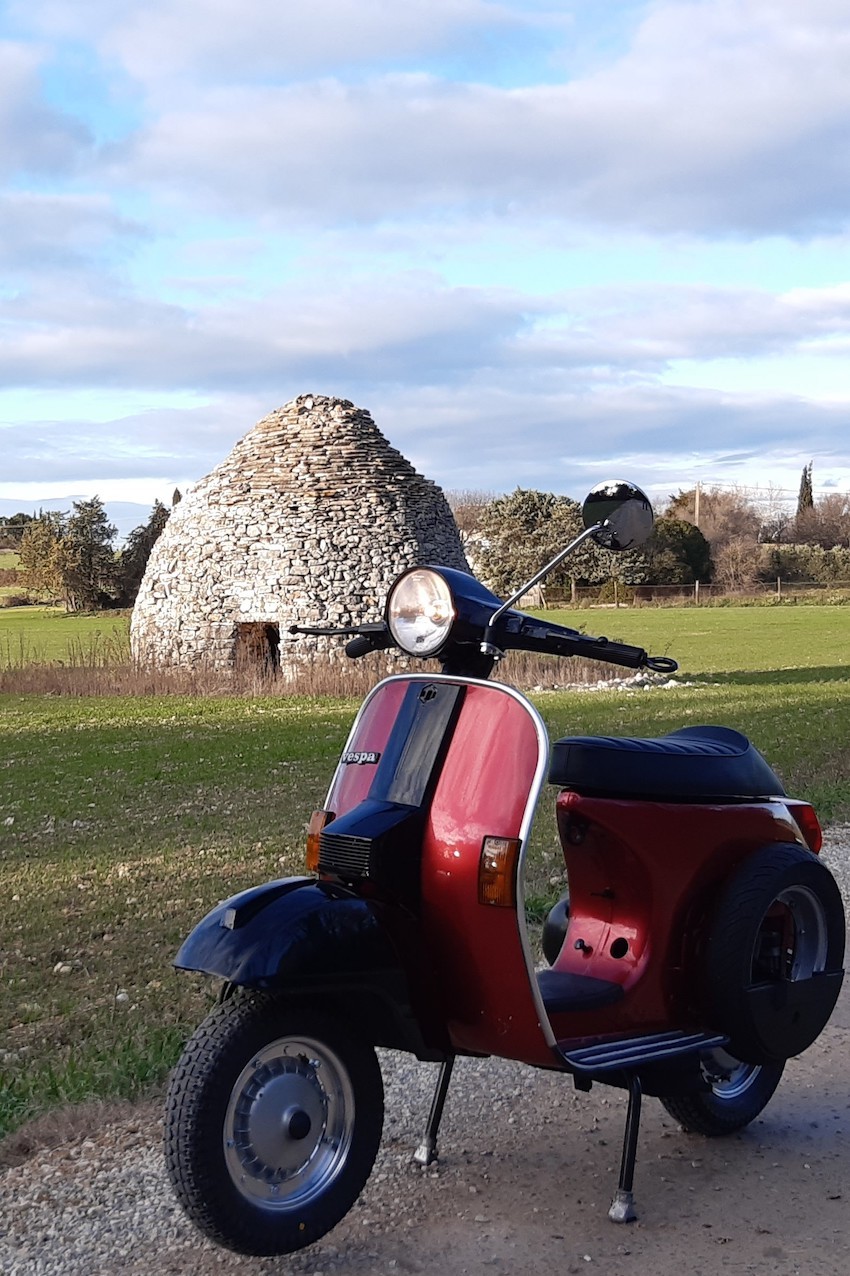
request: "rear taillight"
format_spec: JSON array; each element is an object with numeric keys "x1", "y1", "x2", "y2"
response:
[{"x1": 787, "y1": 802, "x2": 823, "y2": 853}]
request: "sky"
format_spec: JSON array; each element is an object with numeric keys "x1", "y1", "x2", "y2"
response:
[{"x1": 2, "y1": 0, "x2": 850, "y2": 523}]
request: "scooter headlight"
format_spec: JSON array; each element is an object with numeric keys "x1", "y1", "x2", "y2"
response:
[{"x1": 386, "y1": 568, "x2": 456, "y2": 656}]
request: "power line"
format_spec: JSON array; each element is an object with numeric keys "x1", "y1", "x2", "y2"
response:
[{"x1": 655, "y1": 479, "x2": 850, "y2": 505}]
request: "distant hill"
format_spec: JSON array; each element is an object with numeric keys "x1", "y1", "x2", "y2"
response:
[{"x1": 0, "y1": 497, "x2": 156, "y2": 544}]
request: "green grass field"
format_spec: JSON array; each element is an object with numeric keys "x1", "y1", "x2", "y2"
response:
[
  {"x1": 0, "y1": 549, "x2": 21, "y2": 602},
  {"x1": 536, "y1": 603, "x2": 850, "y2": 675},
  {"x1": 0, "y1": 604, "x2": 848, "y2": 1142},
  {"x1": 0, "y1": 607, "x2": 130, "y2": 666}
]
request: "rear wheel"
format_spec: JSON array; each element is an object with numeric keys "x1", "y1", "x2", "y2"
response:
[
  {"x1": 659, "y1": 1049, "x2": 784, "y2": 1135},
  {"x1": 165, "y1": 992, "x2": 383, "y2": 1256}
]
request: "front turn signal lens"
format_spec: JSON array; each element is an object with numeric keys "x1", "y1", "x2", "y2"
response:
[
  {"x1": 478, "y1": 836, "x2": 521, "y2": 907},
  {"x1": 306, "y1": 809, "x2": 334, "y2": 873}
]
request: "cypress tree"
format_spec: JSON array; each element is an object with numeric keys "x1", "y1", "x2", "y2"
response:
[{"x1": 797, "y1": 462, "x2": 814, "y2": 515}]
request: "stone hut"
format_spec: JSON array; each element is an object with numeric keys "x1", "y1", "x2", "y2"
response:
[{"x1": 130, "y1": 395, "x2": 470, "y2": 670}]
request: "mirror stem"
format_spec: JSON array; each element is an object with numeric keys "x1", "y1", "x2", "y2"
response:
[{"x1": 480, "y1": 521, "x2": 604, "y2": 655}]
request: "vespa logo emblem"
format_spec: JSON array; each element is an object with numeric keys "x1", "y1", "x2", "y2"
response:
[
  {"x1": 418, "y1": 685, "x2": 438, "y2": 703},
  {"x1": 341, "y1": 751, "x2": 381, "y2": 766}
]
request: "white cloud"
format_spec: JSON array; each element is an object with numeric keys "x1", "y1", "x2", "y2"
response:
[
  {"x1": 0, "y1": 41, "x2": 90, "y2": 177},
  {"x1": 0, "y1": 193, "x2": 143, "y2": 272},
  {"x1": 2, "y1": 268, "x2": 849, "y2": 500},
  {"x1": 2, "y1": 2, "x2": 850, "y2": 503},
  {"x1": 3, "y1": 375, "x2": 846, "y2": 504},
  {"x1": 85, "y1": 2, "x2": 850, "y2": 237},
  {"x1": 11, "y1": 0, "x2": 541, "y2": 82},
  {"x1": 4, "y1": 273, "x2": 850, "y2": 394}
]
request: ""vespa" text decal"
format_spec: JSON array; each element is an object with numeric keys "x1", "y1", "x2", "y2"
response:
[{"x1": 341, "y1": 750, "x2": 381, "y2": 766}]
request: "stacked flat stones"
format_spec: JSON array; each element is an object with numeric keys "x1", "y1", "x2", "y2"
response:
[{"x1": 130, "y1": 395, "x2": 469, "y2": 669}]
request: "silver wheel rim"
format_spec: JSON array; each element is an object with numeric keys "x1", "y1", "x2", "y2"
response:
[
  {"x1": 223, "y1": 1035, "x2": 355, "y2": 1211},
  {"x1": 752, "y1": 883, "x2": 829, "y2": 982},
  {"x1": 701, "y1": 1047, "x2": 762, "y2": 1100}
]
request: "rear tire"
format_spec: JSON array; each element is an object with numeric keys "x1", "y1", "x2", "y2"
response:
[
  {"x1": 660, "y1": 1050, "x2": 784, "y2": 1136},
  {"x1": 165, "y1": 991, "x2": 383, "y2": 1256},
  {"x1": 542, "y1": 893, "x2": 571, "y2": 965}
]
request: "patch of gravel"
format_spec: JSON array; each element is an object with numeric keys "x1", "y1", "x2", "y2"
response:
[{"x1": 2, "y1": 829, "x2": 848, "y2": 1276}]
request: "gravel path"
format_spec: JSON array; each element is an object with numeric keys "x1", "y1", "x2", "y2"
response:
[{"x1": 3, "y1": 832, "x2": 849, "y2": 1276}]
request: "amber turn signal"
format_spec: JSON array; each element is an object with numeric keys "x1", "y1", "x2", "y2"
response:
[
  {"x1": 306, "y1": 809, "x2": 333, "y2": 873},
  {"x1": 478, "y1": 836, "x2": 521, "y2": 907}
]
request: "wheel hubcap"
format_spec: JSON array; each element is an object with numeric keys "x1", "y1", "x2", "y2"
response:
[
  {"x1": 223, "y1": 1035, "x2": 355, "y2": 1210},
  {"x1": 701, "y1": 1047, "x2": 762, "y2": 1099}
]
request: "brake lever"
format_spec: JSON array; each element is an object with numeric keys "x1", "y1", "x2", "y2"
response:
[{"x1": 289, "y1": 622, "x2": 387, "y2": 638}]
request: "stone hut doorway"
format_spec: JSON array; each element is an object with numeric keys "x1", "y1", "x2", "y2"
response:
[{"x1": 235, "y1": 622, "x2": 281, "y2": 674}]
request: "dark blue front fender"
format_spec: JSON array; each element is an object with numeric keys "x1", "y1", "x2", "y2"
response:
[
  {"x1": 174, "y1": 877, "x2": 445, "y2": 1059},
  {"x1": 175, "y1": 876, "x2": 403, "y2": 985}
]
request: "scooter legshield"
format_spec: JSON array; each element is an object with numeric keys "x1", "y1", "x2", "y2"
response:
[{"x1": 322, "y1": 675, "x2": 555, "y2": 1067}]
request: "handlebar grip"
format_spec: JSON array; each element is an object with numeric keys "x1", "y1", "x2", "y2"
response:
[
  {"x1": 345, "y1": 635, "x2": 376, "y2": 658},
  {"x1": 582, "y1": 636, "x2": 650, "y2": 669}
]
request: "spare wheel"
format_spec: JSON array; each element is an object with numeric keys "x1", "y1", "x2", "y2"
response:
[{"x1": 704, "y1": 843, "x2": 844, "y2": 1063}]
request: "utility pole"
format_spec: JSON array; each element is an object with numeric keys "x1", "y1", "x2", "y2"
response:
[{"x1": 694, "y1": 481, "x2": 701, "y2": 529}]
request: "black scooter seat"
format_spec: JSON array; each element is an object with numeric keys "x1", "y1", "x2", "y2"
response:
[{"x1": 549, "y1": 725, "x2": 786, "y2": 803}]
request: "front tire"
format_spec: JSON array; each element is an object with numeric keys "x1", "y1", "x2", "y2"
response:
[
  {"x1": 659, "y1": 1049, "x2": 784, "y2": 1136},
  {"x1": 165, "y1": 992, "x2": 384, "y2": 1256}
]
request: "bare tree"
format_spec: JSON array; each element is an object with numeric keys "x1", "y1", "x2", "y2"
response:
[
  {"x1": 794, "y1": 492, "x2": 850, "y2": 548},
  {"x1": 445, "y1": 489, "x2": 495, "y2": 537},
  {"x1": 758, "y1": 483, "x2": 795, "y2": 544},
  {"x1": 713, "y1": 535, "x2": 760, "y2": 591},
  {"x1": 668, "y1": 486, "x2": 761, "y2": 553}
]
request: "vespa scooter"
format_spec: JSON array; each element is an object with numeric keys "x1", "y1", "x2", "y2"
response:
[{"x1": 165, "y1": 481, "x2": 845, "y2": 1257}]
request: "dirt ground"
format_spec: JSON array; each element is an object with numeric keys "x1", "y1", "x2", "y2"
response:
[{"x1": 2, "y1": 976, "x2": 849, "y2": 1276}]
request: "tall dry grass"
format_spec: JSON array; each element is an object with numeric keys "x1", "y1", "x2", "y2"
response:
[{"x1": 0, "y1": 643, "x2": 625, "y2": 697}]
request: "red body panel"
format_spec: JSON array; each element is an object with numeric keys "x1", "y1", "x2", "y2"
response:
[
  {"x1": 418, "y1": 683, "x2": 551, "y2": 1065},
  {"x1": 326, "y1": 678, "x2": 409, "y2": 816},
  {"x1": 547, "y1": 791, "x2": 806, "y2": 1043}
]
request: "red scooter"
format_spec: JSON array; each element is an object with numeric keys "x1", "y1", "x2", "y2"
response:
[{"x1": 165, "y1": 481, "x2": 845, "y2": 1256}]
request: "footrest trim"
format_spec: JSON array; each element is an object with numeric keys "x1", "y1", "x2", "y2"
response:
[{"x1": 561, "y1": 1030, "x2": 728, "y2": 1074}]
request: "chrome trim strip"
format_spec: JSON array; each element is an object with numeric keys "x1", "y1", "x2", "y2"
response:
[{"x1": 325, "y1": 673, "x2": 555, "y2": 1048}]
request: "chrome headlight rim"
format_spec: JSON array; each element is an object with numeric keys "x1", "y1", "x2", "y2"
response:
[{"x1": 386, "y1": 567, "x2": 457, "y2": 656}]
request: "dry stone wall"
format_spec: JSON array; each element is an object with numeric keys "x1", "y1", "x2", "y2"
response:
[{"x1": 130, "y1": 395, "x2": 470, "y2": 670}]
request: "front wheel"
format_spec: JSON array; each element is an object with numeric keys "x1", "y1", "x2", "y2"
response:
[
  {"x1": 165, "y1": 992, "x2": 384, "y2": 1256},
  {"x1": 659, "y1": 1049, "x2": 784, "y2": 1136}
]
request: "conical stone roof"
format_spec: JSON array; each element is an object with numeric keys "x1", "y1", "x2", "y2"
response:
[{"x1": 130, "y1": 395, "x2": 470, "y2": 669}]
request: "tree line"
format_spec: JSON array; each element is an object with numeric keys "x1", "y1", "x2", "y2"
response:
[
  {"x1": 2, "y1": 494, "x2": 178, "y2": 611},
  {"x1": 449, "y1": 473, "x2": 850, "y2": 595},
  {"x1": 5, "y1": 465, "x2": 848, "y2": 612}
]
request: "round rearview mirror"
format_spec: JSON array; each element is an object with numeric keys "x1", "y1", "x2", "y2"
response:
[{"x1": 582, "y1": 480, "x2": 654, "y2": 551}]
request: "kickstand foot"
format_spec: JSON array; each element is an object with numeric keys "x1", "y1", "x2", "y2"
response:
[{"x1": 608, "y1": 1187, "x2": 637, "y2": 1223}]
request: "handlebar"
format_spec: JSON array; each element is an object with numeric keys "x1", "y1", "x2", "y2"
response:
[
  {"x1": 290, "y1": 616, "x2": 677, "y2": 673},
  {"x1": 500, "y1": 613, "x2": 678, "y2": 673}
]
